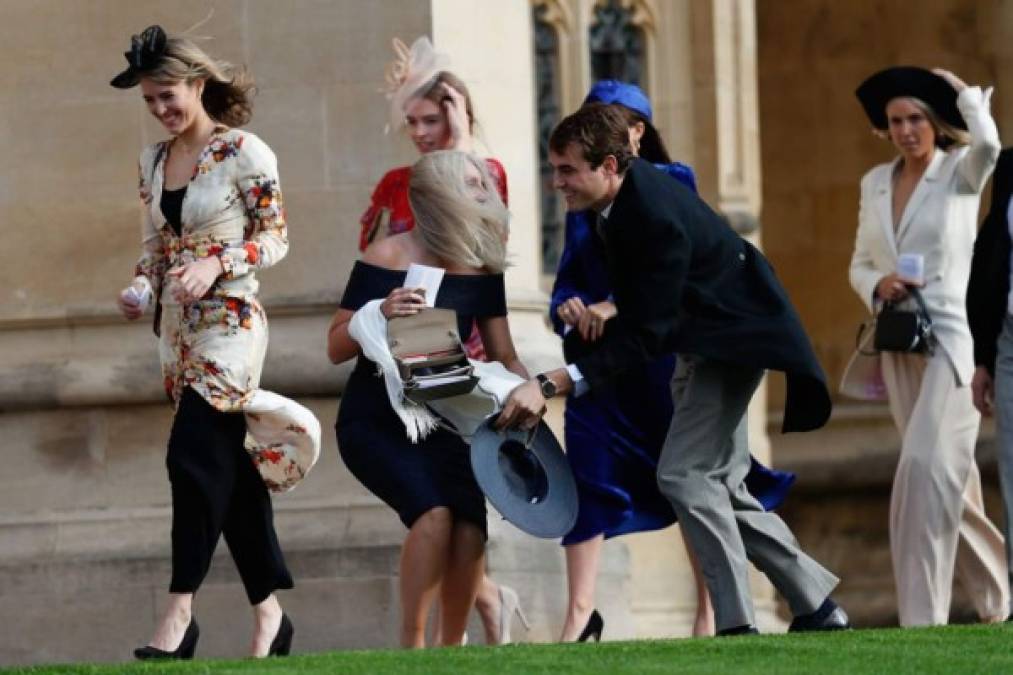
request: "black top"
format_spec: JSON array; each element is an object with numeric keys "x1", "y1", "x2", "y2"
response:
[
  {"x1": 160, "y1": 186, "x2": 186, "y2": 236},
  {"x1": 340, "y1": 261, "x2": 507, "y2": 341},
  {"x1": 573, "y1": 159, "x2": 831, "y2": 433},
  {"x1": 967, "y1": 148, "x2": 1013, "y2": 373}
]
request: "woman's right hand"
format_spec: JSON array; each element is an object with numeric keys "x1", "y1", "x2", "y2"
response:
[
  {"x1": 875, "y1": 273, "x2": 910, "y2": 302},
  {"x1": 381, "y1": 287, "x2": 427, "y2": 319},
  {"x1": 556, "y1": 296, "x2": 587, "y2": 327},
  {"x1": 117, "y1": 287, "x2": 144, "y2": 321},
  {"x1": 932, "y1": 68, "x2": 968, "y2": 94},
  {"x1": 442, "y1": 83, "x2": 473, "y2": 153},
  {"x1": 971, "y1": 366, "x2": 994, "y2": 417}
]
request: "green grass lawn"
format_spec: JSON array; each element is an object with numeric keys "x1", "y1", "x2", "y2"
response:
[{"x1": 5, "y1": 625, "x2": 1011, "y2": 675}]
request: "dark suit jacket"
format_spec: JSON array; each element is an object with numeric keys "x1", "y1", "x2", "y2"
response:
[
  {"x1": 569, "y1": 159, "x2": 831, "y2": 433},
  {"x1": 967, "y1": 149, "x2": 1013, "y2": 374}
]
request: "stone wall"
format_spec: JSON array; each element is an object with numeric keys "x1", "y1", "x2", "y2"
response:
[
  {"x1": 756, "y1": 0, "x2": 1013, "y2": 398},
  {"x1": 755, "y1": 0, "x2": 1013, "y2": 627}
]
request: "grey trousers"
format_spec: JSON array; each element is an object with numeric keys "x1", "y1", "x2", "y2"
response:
[
  {"x1": 992, "y1": 314, "x2": 1013, "y2": 616},
  {"x1": 657, "y1": 355, "x2": 839, "y2": 631}
]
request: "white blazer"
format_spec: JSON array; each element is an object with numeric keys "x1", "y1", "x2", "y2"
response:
[{"x1": 848, "y1": 86, "x2": 1001, "y2": 387}]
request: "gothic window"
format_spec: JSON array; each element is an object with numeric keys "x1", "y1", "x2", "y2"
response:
[
  {"x1": 590, "y1": 0, "x2": 645, "y2": 86},
  {"x1": 533, "y1": 4, "x2": 564, "y2": 274}
]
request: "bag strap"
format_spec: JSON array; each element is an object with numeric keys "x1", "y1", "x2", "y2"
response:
[
  {"x1": 882, "y1": 285, "x2": 933, "y2": 325},
  {"x1": 906, "y1": 286, "x2": 933, "y2": 328}
]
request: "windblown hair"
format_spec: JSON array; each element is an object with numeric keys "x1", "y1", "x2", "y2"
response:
[
  {"x1": 145, "y1": 36, "x2": 255, "y2": 128},
  {"x1": 883, "y1": 96, "x2": 971, "y2": 149},
  {"x1": 549, "y1": 103, "x2": 635, "y2": 172},
  {"x1": 408, "y1": 151, "x2": 509, "y2": 273},
  {"x1": 606, "y1": 104, "x2": 672, "y2": 164},
  {"x1": 416, "y1": 71, "x2": 476, "y2": 131}
]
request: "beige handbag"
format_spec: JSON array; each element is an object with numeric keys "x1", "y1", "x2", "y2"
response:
[{"x1": 387, "y1": 308, "x2": 479, "y2": 403}]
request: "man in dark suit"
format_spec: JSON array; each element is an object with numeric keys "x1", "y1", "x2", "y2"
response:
[
  {"x1": 499, "y1": 104, "x2": 847, "y2": 634},
  {"x1": 967, "y1": 147, "x2": 1013, "y2": 620}
]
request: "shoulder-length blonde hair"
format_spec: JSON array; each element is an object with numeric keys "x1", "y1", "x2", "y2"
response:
[
  {"x1": 881, "y1": 96, "x2": 971, "y2": 149},
  {"x1": 408, "y1": 151, "x2": 509, "y2": 273},
  {"x1": 145, "y1": 36, "x2": 255, "y2": 128}
]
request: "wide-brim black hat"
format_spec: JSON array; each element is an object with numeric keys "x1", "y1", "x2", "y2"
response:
[
  {"x1": 470, "y1": 416, "x2": 578, "y2": 539},
  {"x1": 855, "y1": 66, "x2": 965, "y2": 131}
]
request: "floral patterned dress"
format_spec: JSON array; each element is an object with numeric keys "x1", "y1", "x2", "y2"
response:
[{"x1": 132, "y1": 126, "x2": 320, "y2": 492}]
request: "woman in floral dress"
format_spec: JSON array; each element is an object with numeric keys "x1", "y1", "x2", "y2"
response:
[{"x1": 111, "y1": 25, "x2": 319, "y2": 660}]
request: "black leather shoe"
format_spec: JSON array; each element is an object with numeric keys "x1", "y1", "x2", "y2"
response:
[
  {"x1": 268, "y1": 613, "x2": 294, "y2": 657},
  {"x1": 134, "y1": 617, "x2": 199, "y2": 660},
  {"x1": 577, "y1": 609, "x2": 604, "y2": 642},
  {"x1": 717, "y1": 624, "x2": 759, "y2": 636},
  {"x1": 788, "y1": 598, "x2": 850, "y2": 632}
]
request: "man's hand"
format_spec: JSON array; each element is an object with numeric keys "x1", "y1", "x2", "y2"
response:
[
  {"x1": 972, "y1": 366, "x2": 995, "y2": 417},
  {"x1": 496, "y1": 379, "x2": 546, "y2": 431},
  {"x1": 577, "y1": 300, "x2": 617, "y2": 342}
]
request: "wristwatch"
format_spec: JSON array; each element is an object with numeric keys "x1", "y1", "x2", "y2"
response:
[{"x1": 536, "y1": 372, "x2": 558, "y2": 399}]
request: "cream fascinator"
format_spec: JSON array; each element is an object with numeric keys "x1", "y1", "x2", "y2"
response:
[{"x1": 383, "y1": 36, "x2": 451, "y2": 133}]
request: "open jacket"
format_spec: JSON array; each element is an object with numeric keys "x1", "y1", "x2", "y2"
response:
[
  {"x1": 967, "y1": 149, "x2": 1013, "y2": 375},
  {"x1": 849, "y1": 86, "x2": 1000, "y2": 387},
  {"x1": 571, "y1": 159, "x2": 831, "y2": 433},
  {"x1": 132, "y1": 127, "x2": 319, "y2": 491}
]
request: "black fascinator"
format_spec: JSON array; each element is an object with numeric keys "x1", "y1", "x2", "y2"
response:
[{"x1": 110, "y1": 25, "x2": 168, "y2": 89}]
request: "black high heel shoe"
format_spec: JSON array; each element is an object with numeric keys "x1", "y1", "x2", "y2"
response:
[
  {"x1": 577, "y1": 609, "x2": 604, "y2": 642},
  {"x1": 134, "y1": 617, "x2": 199, "y2": 660},
  {"x1": 268, "y1": 613, "x2": 294, "y2": 657}
]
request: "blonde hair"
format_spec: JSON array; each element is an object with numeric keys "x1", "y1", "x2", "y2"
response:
[
  {"x1": 880, "y1": 96, "x2": 971, "y2": 148},
  {"x1": 145, "y1": 36, "x2": 255, "y2": 128},
  {"x1": 408, "y1": 151, "x2": 509, "y2": 273}
]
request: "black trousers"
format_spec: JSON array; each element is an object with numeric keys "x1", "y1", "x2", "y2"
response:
[{"x1": 166, "y1": 387, "x2": 293, "y2": 604}]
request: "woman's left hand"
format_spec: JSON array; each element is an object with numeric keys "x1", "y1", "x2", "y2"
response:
[
  {"x1": 167, "y1": 256, "x2": 223, "y2": 304},
  {"x1": 932, "y1": 68, "x2": 968, "y2": 93},
  {"x1": 442, "y1": 83, "x2": 473, "y2": 153}
]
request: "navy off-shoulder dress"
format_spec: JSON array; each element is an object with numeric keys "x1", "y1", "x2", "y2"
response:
[
  {"x1": 550, "y1": 162, "x2": 796, "y2": 545},
  {"x1": 337, "y1": 261, "x2": 507, "y2": 539}
]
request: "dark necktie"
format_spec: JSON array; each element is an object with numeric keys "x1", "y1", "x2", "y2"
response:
[{"x1": 595, "y1": 211, "x2": 608, "y2": 241}]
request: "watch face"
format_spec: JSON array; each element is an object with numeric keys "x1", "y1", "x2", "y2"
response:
[{"x1": 539, "y1": 376, "x2": 557, "y2": 398}]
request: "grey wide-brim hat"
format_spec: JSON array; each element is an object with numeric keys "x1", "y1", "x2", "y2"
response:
[{"x1": 470, "y1": 416, "x2": 578, "y2": 539}]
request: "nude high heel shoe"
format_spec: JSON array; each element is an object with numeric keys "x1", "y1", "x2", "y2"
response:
[{"x1": 496, "y1": 585, "x2": 531, "y2": 645}]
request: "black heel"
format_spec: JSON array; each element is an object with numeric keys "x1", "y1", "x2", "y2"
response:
[
  {"x1": 134, "y1": 617, "x2": 199, "y2": 661},
  {"x1": 577, "y1": 609, "x2": 603, "y2": 642},
  {"x1": 268, "y1": 614, "x2": 294, "y2": 657}
]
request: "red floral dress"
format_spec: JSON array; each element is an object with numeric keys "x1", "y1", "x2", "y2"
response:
[{"x1": 358, "y1": 158, "x2": 509, "y2": 360}]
